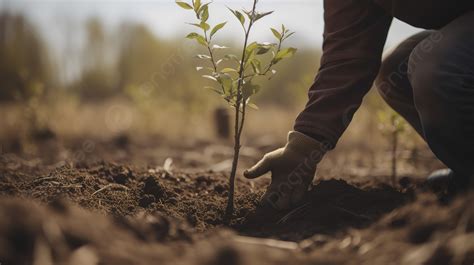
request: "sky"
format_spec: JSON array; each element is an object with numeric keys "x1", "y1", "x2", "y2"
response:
[{"x1": 2, "y1": 0, "x2": 423, "y2": 50}]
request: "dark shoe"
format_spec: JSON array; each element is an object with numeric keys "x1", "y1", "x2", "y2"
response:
[
  {"x1": 426, "y1": 169, "x2": 454, "y2": 192},
  {"x1": 426, "y1": 169, "x2": 472, "y2": 201}
]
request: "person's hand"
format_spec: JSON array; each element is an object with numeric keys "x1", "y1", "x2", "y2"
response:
[{"x1": 244, "y1": 131, "x2": 328, "y2": 210}]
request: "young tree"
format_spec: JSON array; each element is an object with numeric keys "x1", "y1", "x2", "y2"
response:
[
  {"x1": 176, "y1": 0, "x2": 296, "y2": 220},
  {"x1": 377, "y1": 110, "x2": 408, "y2": 186}
]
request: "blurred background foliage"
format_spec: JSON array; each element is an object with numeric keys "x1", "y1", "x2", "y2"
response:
[
  {"x1": 0, "y1": 12, "x2": 53, "y2": 101},
  {"x1": 0, "y1": 8, "x2": 421, "y2": 143},
  {"x1": 0, "y1": 11, "x2": 318, "y2": 107},
  {"x1": 0, "y1": 7, "x2": 437, "y2": 177},
  {"x1": 0, "y1": 9, "x2": 327, "y2": 141}
]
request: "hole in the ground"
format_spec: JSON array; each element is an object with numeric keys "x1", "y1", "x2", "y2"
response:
[{"x1": 234, "y1": 179, "x2": 412, "y2": 242}]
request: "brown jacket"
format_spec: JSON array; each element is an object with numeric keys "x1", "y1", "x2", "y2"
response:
[{"x1": 294, "y1": 0, "x2": 473, "y2": 147}]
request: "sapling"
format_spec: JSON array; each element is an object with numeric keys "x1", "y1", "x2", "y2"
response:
[
  {"x1": 377, "y1": 110, "x2": 408, "y2": 186},
  {"x1": 176, "y1": 0, "x2": 296, "y2": 219}
]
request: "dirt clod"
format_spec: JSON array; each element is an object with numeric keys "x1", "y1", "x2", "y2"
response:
[
  {"x1": 214, "y1": 184, "x2": 226, "y2": 194},
  {"x1": 143, "y1": 176, "x2": 165, "y2": 198}
]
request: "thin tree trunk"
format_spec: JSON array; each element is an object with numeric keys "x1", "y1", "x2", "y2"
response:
[
  {"x1": 225, "y1": 143, "x2": 240, "y2": 219},
  {"x1": 224, "y1": 0, "x2": 258, "y2": 223},
  {"x1": 224, "y1": 0, "x2": 257, "y2": 222},
  {"x1": 224, "y1": 108, "x2": 241, "y2": 220}
]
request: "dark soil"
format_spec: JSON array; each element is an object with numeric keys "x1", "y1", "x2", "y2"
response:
[{"x1": 0, "y1": 138, "x2": 473, "y2": 265}]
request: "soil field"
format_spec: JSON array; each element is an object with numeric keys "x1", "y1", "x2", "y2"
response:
[{"x1": 0, "y1": 136, "x2": 473, "y2": 265}]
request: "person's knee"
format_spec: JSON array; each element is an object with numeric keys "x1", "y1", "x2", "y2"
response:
[
  {"x1": 409, "y1": 28, "x2": 474, "y2": 136},
  {"x1": 376, "y1": 50, "x2": 412, "y2": 108},
  {"x1": 408, "y1": 32, "x2": 468, "y2": 114},
  {"x1": 376, "y1": 31, "x2": 432, "y2": 104}
]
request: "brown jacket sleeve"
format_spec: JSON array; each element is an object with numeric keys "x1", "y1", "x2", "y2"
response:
[{"x1": 294, "y1": 0, "x2": 392, "y2": 148}]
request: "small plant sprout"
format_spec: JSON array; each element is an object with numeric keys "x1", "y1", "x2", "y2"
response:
[
  {"x1": 377, "y1": 110, "x2": 408, "y2": 186},
  {"x1": 176, "y1": 0, "x2": 297, "y2": 220}
]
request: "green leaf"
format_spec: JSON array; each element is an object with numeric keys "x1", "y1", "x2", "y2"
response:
[
  {"x1": 193, "y1": 0, "x2": 201, "y2": 12},
  {"x1": 186, "y1": 33, "x2": 208, "y2": 46},
  {"x1": 242, "y1": 82, "x2": 260, "y2": 100},
  {"x1": 276, "y1": 47, "x2": 297, "y2": 60},
  {"x1": 200, "y1": 5, "x2": 209, "y2": 22},
  {"x1": 224, "y1": 54, "x2": 240, "y2": 63},
  {"x1": 247, "y1": 102, "x2": 259, "y2": 110},
  {"x1": 255, "y1": 11, "x2": 273, "y2": 21},
  {"x1": 210, "y1": 22, "x2": 227, "y2": 38},
  {"x1": 283, "y1": 31, "x2": 295, "y2": 40},
  {"x1": 273, "y1": 47, "x2": 297, "y2": 64},
  {"x1": 236, "y1": 11, "x2": 245, "y2": 25},
  {"x1": 188, "y1": 23, "x2": 201, "y2": 29},
  {"x1": 271, "y1": 28, "x2": 281, "y2": 40},
  {"x1": 197, "y1": 2, "x2": 211, "y2": 18},
  {"x1": 256, "y1": 44, "x2": 273, "y2": 55},
  {"x1": 250, "y1": 59, "x2": 261, "y2": 74},
  {"x1": 187, "y1": 22, "x2": 210, "y2": 31},
  {"x1": 176, "y1": 1, "x2": 193, "y2": 10},
  {"x1": 217, "y1": 74, "x2": 234, "y2": 96},
  {"x1": 221, "y1": 68, "x2": 237, "y2": 73},
  {"x1": 244, "y1": 51, "x2": 256, "y2": 69},
  {"x1": 245, "y1": 42, "x2": 258, "y2": 54},
  {"x1": 200, "y1": 22, "x2": 210, "y2": 31},
  {"x1": 228, "y1": 8, "x2": 245, "y2": 25},
  {"x1": 186, "y1": 32, "x2": 200, "y2": 39}
]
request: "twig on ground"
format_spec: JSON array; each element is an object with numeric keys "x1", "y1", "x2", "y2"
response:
[
  {"x1": 92, "y1": 183, "x2": 129, "y2": 196},
  {"x1": 33, "y1": 176, "x2": 57, "y2": 184},
  {"x1": 233, "y1": 235, "x2": 298, "y2": 250}
]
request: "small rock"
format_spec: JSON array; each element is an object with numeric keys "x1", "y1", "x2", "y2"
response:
[
  {"x1": 196, "y1": 176, "x2": 211, "y2": 185},
  {"x1": 143, "y1": 176, "x2": 165, "y2": 198},
  {"x1": 113, "y1": 173, "x2": 128, "y2": 185},
  {"x1": 214, "y1": 184, "x2": 226, "y2": 194}
]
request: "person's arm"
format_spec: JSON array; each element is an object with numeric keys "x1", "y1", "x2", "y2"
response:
[
  {"x1": 294, "y1": 0, "x2": 393, "y2": 148},
  {"x1": 244, "y1": 0, "x2": 393, "y2": 211}
]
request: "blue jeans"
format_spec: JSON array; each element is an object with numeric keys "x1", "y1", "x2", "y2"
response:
[{"x1": 376, "y1": 11, "x2": 474, "y2": 185}]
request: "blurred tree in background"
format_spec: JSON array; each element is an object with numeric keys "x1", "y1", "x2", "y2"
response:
[
  {"x1": 0, "y1": 10, "x2": 320, "y2": 109},
  {"x1": 0, "y1": 12, "x2": 53, "y2": 102},
  {"x1": 71, "y1": 18, "x2": 118, "y2": 100}
]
